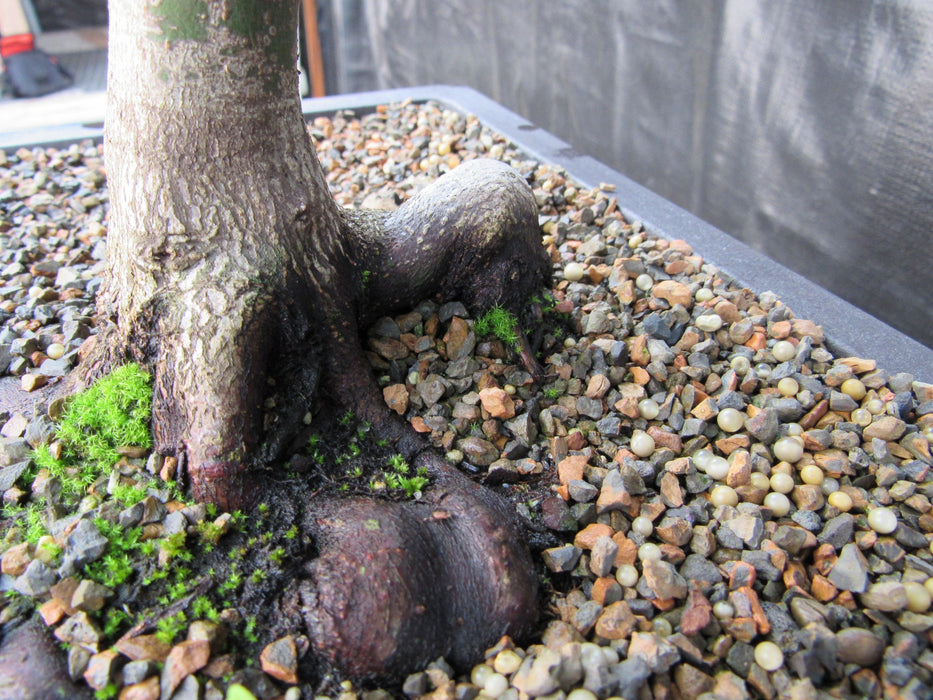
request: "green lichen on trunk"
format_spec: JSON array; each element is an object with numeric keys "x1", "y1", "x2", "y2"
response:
[
  {"x1": 147, "y1": 0, "x2": 209, "y2": 43},
  {"x1": 221, "y1": 0, "x2": 295, "y2": 69}
]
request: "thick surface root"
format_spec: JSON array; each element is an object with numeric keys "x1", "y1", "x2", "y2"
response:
[{"x1": 294, "y1": 453, "x2": 538, "y2": 679}]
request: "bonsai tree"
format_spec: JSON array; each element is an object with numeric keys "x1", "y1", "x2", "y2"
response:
[{"x1": 72, "y1": 0, "x2": 550, "y2": 681}]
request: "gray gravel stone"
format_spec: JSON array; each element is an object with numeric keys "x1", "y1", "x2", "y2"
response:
[
  {"x1": 60, "y1": 517, "x2": 109, "y2": 576},
  {"x1": 13, "y1": 558, "x2": 56, "y2": 596},
  {"x1": 827, "y1": 543, "x2": 870, "y2": 593},
  {"x1": 542, "y1": 545, "x2": 582, "y2": 573},
  {"x1": 817, "y1": 513, "x2": 855, "y2": 550}
]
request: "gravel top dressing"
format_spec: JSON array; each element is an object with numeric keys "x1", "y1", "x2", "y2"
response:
[{"x1": 1, "y1": 99, "x2": 933, "y2": 700}]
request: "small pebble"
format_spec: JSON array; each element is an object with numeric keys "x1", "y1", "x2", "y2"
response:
[
  {"x1": 616, "y1": 564, "x2": 639, "y2": 587},
  {"x1": 696, "y1": 314, "x2": 723, "y2": 332},
  {"x1": 635, "y1": 274, "x2": 653, "y2": 291},
  {"x1": 713, "y1": 601, "x2": 735, "y2": 619},
  {"x1": 841, "y1": 378, "x2": 867, "y2": 400},
  {"x1": 777, "y1": 377, "x2": 799, "y2": 396},
  {"x1": 483, "y1": 672, "x2": 509, "y2": 698},
  {"x1": 717, "y1": 408, "x2": 745, "y2": 433},
  {"x1": 695, "y1": 287, "x2": 714, "y2": 302},
  {"x1": 827, "y1": 491, "x2": 852, "y2": 511},
  {"x1": 638, "y1": 543, "x2": 662, "y2": 562},
  {"x1": 494, "y1": 650, "x2": 522, "y2": 676},
  {"x1": 631, "y1": 516, "x2": 653, "y2": 537},
  {"x1": 763, "y1": 491, "x2": 791, "y2": 516},
  {"x1": 851, "y1": 408, "x2": 872, "y2": 426},
  {"x1": 711, "y1": 485, "x2": 739, "y2": 507},
  {"x1": 567, "y1": 691, "x2": 598, "y2": 700},
  {"x1": 471, "y1": 664, "x2": 493, "y2": 687},
  {"x1": 705, "y1": 456, "x2": 730, "y2": 480},
  {"x1": 769, "y1": 473, "x2": 795, "y2": 494},
  {"x1": 730, "y1": 356, "x2": 751, "y2": 374},
  {"x1": 564, "y1": 262, "x2": 585, "y2": 282},
  {"x1": 771, "y1": 341, "x2": 796, "y2": 362},
  {"x1": 630, "y1": 431, "x2": 655, "y2": 457},
  {"x1": 773, "y1": 436, "x2": 804, "y2": 463},
  {"x1": 799, "y1": 465, "x2": 824, "y2": 485},
  {"x1": 904, "y1": 581, "x2": 932, "y2": 613},
  {"x1": 867, "y1": 507, "x2": 898, "y2": 534},
  {"x1": 638, "y1": 398, "x2": 660, "y2": 420},
  {"x1": 754, "y1": 641, "x2": 784, "y2": 671}
]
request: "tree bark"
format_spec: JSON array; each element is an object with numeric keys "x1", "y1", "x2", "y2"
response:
[
  {"x1": 102, "y1": 0, "x2": 343, "y2": 507},
  {"x1": 95, "y1": 0, "x2": 548, "y2": 681}
]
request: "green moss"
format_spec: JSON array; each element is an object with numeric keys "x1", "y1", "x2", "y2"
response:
[
  {"x1": 155, "y1": 611, "x2": 188, "y2": 645},
  {"x1": 474, "y1": 304, "x2": 520, "y2": 350},
  {"x1": 35, "y1": 364, "x2": 151, "y2": 498}
]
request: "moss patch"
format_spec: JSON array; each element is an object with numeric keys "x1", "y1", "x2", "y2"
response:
[{"x1": 32, "y1": 363, "x2": 152, "y2": 497}]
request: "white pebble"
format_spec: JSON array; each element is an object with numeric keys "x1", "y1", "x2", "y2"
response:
[
  {"x1": 484, "y1": 673, "x2": 509, "y2": 698},
  {"x1": 730, "y1": 355, "x2": 751, "y2": 374},
  {"x1": 827, "y1": 491, "x2": 852, "y2": 511},
  {"x1": 630, "y1": 431, "x2": 655, "y2": 457},
  {"x1": 867, "y1": 507, "x2": 898, "y2": 534},
  {"x1": 841, "y1": 378, "x2": 867, "y2": 400},
  {"x1": 631, "y1": 516, "x2": 654, "y2": 537},
  {"x1": 749, "y1": 472, "x2": 771, "y2": 490},
  {"x1": 799, "y1": 465, "x2": 824, "y2": 485},
  {"x1": 567, "y1": 690, "x2": 598, "y2": 700},
  {"x1": 635, "y1": 273, "x2": 654, "y2": 291},
  {"x1": 771, "y1": 340, "x2": 796, "y2": 362},
  {"x1": 712, "y1": 601, "x2": 735, "y2": 619},
  {"x1": 866, "y1": 398, "x2": 885, "y2": 414},
  {"x1": 711, "y1": 485, "x2": 739, "y2": 507},
  {"x1": 777, "y1": 377, "x2": 799, "y2": 396},
  {"x1": 45, "y1": 343, "x2": 66, "y2": 360},
  {"x1": 754, "y1": 641, "x2": 784, "y2": 671},
  {"x1": 638, "y1": 398, "x2": 660, "y2": 420},
  {"x1": 638, "y1": 543, "x2": 662, "y2": 562},
  {"x1": 851, "y1": 408, "x2": 872, "y2": 426},
  {"x1": 769, "y1": 472, "x2": 795, "y2": 494},
  {"x1": 616, "y1": 564, "x2": 639, "y2": 587},
  {"x1": 904, "y1": 581, "x2": 932, "y2": 613},
  {"x1": 696, "y1": 314, "x2": 723, "y2": 332},
  {"x1": 763, "y1": 491, "x2": 791, "y2": 517},
  {"x1": 705, "y1": 456, "x2": 730, "y2": 481},
  {"x1": 692, "y1": 449, "x2": 714, "y2": 470},
  {"x1": 773, "y1": 436, "x2": 804, "y2": 463},
  {"x1": 493, "y1": 650, "x2": 523, "y2": 676},
  {"x1": 563, "y1": 262, "x2": 585, "y2": 282},
  {"x1": 717, "y1": 407, "x2": 745, "y2": 433},
  {"x1": 471, "y1": 664, "x2": 494, "y2": 688},
  {"x1": 695, "y1": 287, "x2": 714, "y2": 302}
]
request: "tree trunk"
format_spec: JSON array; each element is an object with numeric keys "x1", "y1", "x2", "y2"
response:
[
  {"x1": 101, "y1": 0, "x2": 340, "y2": 508},
  {"x1": 93, "y1": 0, "x2": 548, "y2": 681}
]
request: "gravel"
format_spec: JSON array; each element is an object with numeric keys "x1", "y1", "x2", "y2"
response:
[{"x1": 1, "y1": 99, "x2": 933, "y2": 699}]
